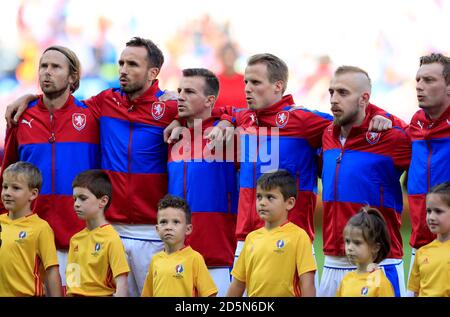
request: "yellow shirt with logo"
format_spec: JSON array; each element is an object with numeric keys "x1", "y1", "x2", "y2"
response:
[
  {"x1": 408, "y1": 239, "x2": 450, "y2": 297},
  {"x1": 232, "y1": 222, "x2": 316, "y2": 297},
  {"x1": 66, "y1": 224, "x2": 130, "y2": 296},
  {"x1": 141, "y1": 246, "x2": 217, "y2": 297},
  {"x1": 336, "y1": 270, "x2": 394, "y2": 297},
  {"x1": 0, "y1": 213, "x2": 58, "y2": 297}
]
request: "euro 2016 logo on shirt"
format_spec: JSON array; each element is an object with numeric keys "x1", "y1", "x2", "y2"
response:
[
  {"x1": 15, "y1": 231, "x2": 27, "y2": 244},
  {"x1": 72, "y1": 113, "x2": 86, "y2": 131},
  {"x1": 151, "y1": 102, "x2": 165, "y2": 120},
  {"x1": 366, "y1": 131, "x2": 381, "y2": 145},
  {"x1": 174, "y1": 264, "x2": 184, "y2": 279},
  {"x1": 274, "y1": 239, "x2": 285, "y2": 253},
  {"x1": 275, "y1": 111, "x2": 289, "y2": 128},
  {"x1": 360, "y1": 287, "x2": 369, "y2": 296},
  {"x1": 91, "y1": 242, "x2": 102, "y2": 256}
]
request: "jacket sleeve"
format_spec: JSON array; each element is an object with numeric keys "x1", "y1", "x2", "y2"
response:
[
  {"x1": 369, "y1": 103, "x2": 409, "y2": 130},
  {"x1": 300, "y1": 109, "x2": 333, "y2": 149},
  {"x1": 392, "y1": 127, "x2": 412, "y2": 170}
]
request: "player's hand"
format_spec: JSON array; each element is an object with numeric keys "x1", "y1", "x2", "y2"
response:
[
  {"x1": 369, "y1": 115, "x2": 392, "y2": 132},
  {"x1": 205, "y1": 120, "x2": 234, "y2": 148},
  {"x1": 5, "y1": 94, "x2": 38, "y2": 128},
  {"x1": 164, "y1": 120, "x2": 184, "y2": 144}
]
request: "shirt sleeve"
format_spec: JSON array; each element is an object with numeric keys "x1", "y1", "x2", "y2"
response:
[
  {"x1": 378, "y1": 274, "x2": 395, "y2": 297},
  {"x1": 141, "y1": 260, "x2": 154, "y2": 297},
  {"x1": 37, "y1": 222, "x2": 59, "y2": 270},
  {"x1": 194, "y1": 253, "x2": 218, "y2": 297},
  {"x1": 108, "y1": 235, "x2": 130, "y2": 279},
  {"x1": 296, "y1": 230, "x2": 317, "y2": 276}
]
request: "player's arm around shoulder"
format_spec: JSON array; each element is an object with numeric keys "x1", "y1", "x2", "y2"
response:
[{"x1": 391, "y1": 125, "x2": 412, "y2": 170}]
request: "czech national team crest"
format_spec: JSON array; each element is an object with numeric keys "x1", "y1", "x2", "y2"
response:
[
  {"x1": 275, "y1": 111, "x2": 289, "y2": 128},
  {"x1": 366, "y1": 131, "x2": 381, "y2": 145},
  {"x1": 72, "y1": 113, "x2": 86, "y2": 131},
  {"x1": 151, "y1": 102, "x2": 165, "y2": 120}
]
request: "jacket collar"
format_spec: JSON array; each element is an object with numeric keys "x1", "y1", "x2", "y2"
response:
[{"x1": 254, "y1": 95, "x2": 295, "y2": 115}]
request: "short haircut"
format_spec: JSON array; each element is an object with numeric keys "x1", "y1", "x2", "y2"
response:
[
  {"x1": 2, "y1": 161, "x2": 42, "y2": 191},
  {"x1": 42, "y1": 45, "x2": 81, "y2": 93},
  {"x1": 126, "y1": 37, "x2": 164, "y2": 69},
  {"x1": 334, "y1": 65, "x2": 372, "y2": 91},
  {"x1": 345, "y1": 207, "x2": 391, "y2": 263},
  {"x1": 247, "y1": 53, "x2": 288, "y2": 93},
  {"x1": 420, "y1": 53, "x2": 450, "y2": 85},
  {"x1": 182, "y1": 68, "x2": 220, "y2": 98},
  {"x1": 257, "y1": 169, "x2": 297, "y2": 200},
  {"x1": 157, "y1": 194, "x2": 192, "y2": 224},
  {"x1": 72, "y1": 170, "x2": 112, "y2": 211},
  {"x1": 429, "y1": 181, "x2": 450, "y2": 207}
]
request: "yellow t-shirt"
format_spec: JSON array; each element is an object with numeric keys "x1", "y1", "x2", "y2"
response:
[
  {"x1": 336, "y1": 270, "x2": 394, "y2": 297},
  {"x1": 0, "y1": 213, "x2": 58, "y2": 297},
  {"x1": 141, "y1": 246, "x2": 218, "y2": 297},
  {"x1": 232, "y1": 222, "x2": 316, "y2": 297},
  {"x1": 408, "y1": 239, "x2": 450, "y2": 297},
  {"x1": 66, "y1": 224, "x2": 130, "y2": 296}
]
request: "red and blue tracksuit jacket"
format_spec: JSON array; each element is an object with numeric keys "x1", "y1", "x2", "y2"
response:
[
  {"x1": 167, "y1": 116, "x2": 238, "y2": 267},
  {"x1": 226, "y1": 95, "x2": 332, "y2": 241},
  {"x1": 85, "y1": 80, "x2": 178, "y2": 225},
  {"x1": 407, "y1": 105, "x2": 450, "y2": 249},
  {"x1": 321, "y1": 103, "x2": 411, "y2": 258},
  {"x1": 0, "y1": 95, "x2": 100, "y2": 249}
]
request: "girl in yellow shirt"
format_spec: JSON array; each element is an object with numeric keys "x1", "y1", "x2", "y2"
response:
[
  {"x1": 336, "y1": 207, "x2": 394, "y2": 297},
  {"x1": 408, "y1": 182, "x2": 450, "y2": 297}
]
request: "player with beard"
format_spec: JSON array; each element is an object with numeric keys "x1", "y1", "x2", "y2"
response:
[
  {"x1": 0, "y1": 46, "x2": 100, "y2": 291},
  {"x1": 319, "y1": 66, "x2": 411, "y2": 297}
]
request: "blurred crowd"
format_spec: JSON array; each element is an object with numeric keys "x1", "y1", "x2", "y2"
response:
[{"x1": 0, "y1": 0, "x2": 449, "y2": 151}]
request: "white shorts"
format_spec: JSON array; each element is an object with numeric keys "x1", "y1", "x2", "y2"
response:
[
  {"x1": 209, "y1": 267, "x2": 232, "y2": 297},
  {"x1": 113, "y1": 224, "x2": 164, "y2": 297},
  {"x1": 57, "y1": 249, "x2": 68, "y2": 287},
  {"x1": 234, "y1": 240, "x2": 320, "y2": 295},
  {"x1": 406, "y1": 248, "x2": 417, "y2": 297},
  {"x1": 318, "y1": 255, "x2": 406, "y2": 297}
]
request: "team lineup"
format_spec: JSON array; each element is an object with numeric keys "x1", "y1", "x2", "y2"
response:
[{"x1": 0, "y1": 37, "x2": 449, "y2": 297}]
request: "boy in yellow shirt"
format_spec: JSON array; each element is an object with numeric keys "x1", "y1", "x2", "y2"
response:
[
  {"x1": 227, "y1": 170, "x2": 316, "y2": 297},
  {"x1": 408, "y1": 182, "x2": 450, "y2": 297},
  {"x1": 141, "y1": 195, "x2": 218, "y2": 297},
  {"x1": 66, "y1": 170, "x2": 129, "y2": 296},
  {"x1": 0, "y1": 161, "x2": 62, "y2": 296}
]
